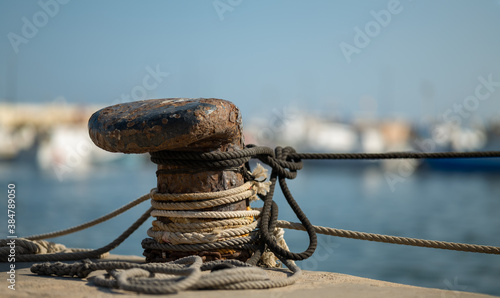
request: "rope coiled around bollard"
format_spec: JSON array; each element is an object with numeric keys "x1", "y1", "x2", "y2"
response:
[
  {"x1": 150, "y1": 145, "x2": 318, "y2": 262},
  {"x1": 143, "y1": 163, "x2": 287, "y2": 266}
]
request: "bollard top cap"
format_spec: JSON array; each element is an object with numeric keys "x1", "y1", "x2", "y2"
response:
[{"x1": 88, "y1": 98, "x2": 243, "y2": 153}]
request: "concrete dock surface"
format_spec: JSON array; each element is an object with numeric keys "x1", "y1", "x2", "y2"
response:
[{"x1": 1, "y1": 254, "x2": 497, "y2": 298}]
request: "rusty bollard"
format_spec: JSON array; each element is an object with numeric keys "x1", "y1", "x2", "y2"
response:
[{"x1": 88, "y1": 98, "x2": 249, "y2": 262}]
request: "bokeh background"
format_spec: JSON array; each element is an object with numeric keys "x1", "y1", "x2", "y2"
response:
[{"x1": 1, "y1": 0, "x2": 500, "y2": 295}]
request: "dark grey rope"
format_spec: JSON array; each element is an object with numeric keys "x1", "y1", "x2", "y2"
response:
[
  {"x1": 1, "y1": 207, "x2": 153, "y2": 262},
  {"x1": 31, "y1": 255, "x2": 300, "y2": 293}
]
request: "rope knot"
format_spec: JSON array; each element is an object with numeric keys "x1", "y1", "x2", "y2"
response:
[{"x1": 254, "y1": 146, "x2": 303, "y2": 180}]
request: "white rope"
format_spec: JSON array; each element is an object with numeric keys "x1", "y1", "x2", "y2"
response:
[
  {"x1": 149, "y1": 164, "x2": 284, "y2": 260},
  {"x1": 151, "y1": 190, "x2": 256, "y2": 210},
  {"x1": 151, "y1": 182, "x2": 254, "y2": 201},
  {"x1": 151, "y1": 217, "x2": 254, "y2": 233},
  {"x1": 147, "y1": 221, "x2": 259, "y2": 245},
  {"x1": 151, "y1": 209, "x2": 261, "y2": 219}
]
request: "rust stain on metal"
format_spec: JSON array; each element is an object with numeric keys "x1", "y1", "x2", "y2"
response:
[{"x1": 88, "y1": 98, "x2": 243, "y2": 153}]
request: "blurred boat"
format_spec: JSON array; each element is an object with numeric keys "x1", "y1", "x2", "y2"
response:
[
  {"x1": 424, "y1": 157, "x2": 500, "y2": 172},
  {"x1": 0, "y1": 125, "x2": 36, "y2": 160},
  {"x1": 245, "y1": 111, "x2": 421, "y2": 171},
  {"x1": 421, "y1": 124, "x2": 500, "y2": 172},
  {"x1": 37, "y1": 125, "x2": 123, "y2": 177}
]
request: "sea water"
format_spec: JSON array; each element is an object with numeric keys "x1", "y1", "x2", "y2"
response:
[{"x1": 0, "y1": 158, "x2": 499, "y2": 296}]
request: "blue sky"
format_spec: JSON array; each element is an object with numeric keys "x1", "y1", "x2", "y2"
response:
[{"x1": 1, "y1": 0, "x2": 500, "y2": 122}]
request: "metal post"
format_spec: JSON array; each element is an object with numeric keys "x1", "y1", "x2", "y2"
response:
[{"x1": 88, "y1": 98, "x2": 250, "y2": 262}]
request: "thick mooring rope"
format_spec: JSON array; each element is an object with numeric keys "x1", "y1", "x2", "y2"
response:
[
  {"x1": 1, "y1": 145, "x2": 500, "y2": 295},
  {"x1": 150, "y1": 146, "x2": 318, "y2": 264},
  {"x1": 276, "y1": 221, "x2": 500, "y2": 255},
  {"x1": 30, "y1": 255, "x2": 301, "y2": 293},
  {"x1": 0, "y1": 207, "x2": 153, "y2": 262},
  {"x1": 24, "y1": 193, "x2": 151, "y2": 241},
  {"x1": 144, "y1": 164, "x2": 283, "y2": 263}
]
